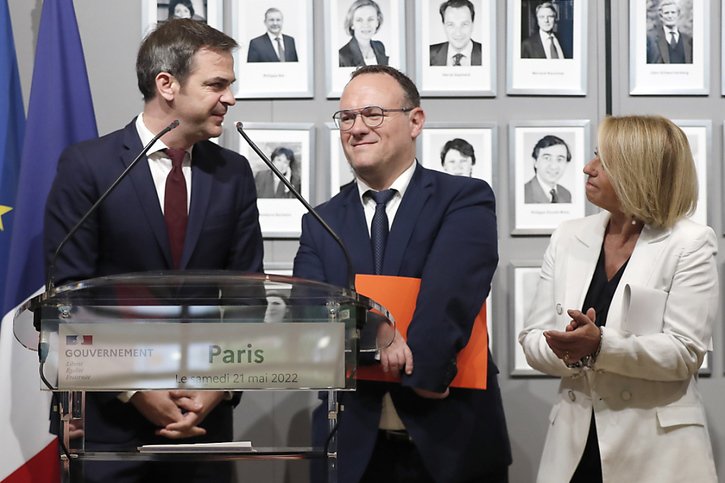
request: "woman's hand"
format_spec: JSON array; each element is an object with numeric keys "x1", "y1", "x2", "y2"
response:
[{"x1": 544, "y1": 308, "x2": 601, "y2": 363}]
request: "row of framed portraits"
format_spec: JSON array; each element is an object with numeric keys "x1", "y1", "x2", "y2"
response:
[
  {"x1": 141, "y1": 0, "x2": 725, "y2": 97},
  {"x1": 231, "y1": 119, "x2": 711, "y2": 238},
  {"x1": 142, "y1": 0, "x2": 725, "y2": 98}
]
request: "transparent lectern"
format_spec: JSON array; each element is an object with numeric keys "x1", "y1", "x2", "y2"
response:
[{"x1": 13, "y1": 271, "x2": 394, "y2": 483}]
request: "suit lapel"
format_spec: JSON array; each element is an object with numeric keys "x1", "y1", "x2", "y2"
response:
[
  {"x1": 383, "y1": 164, "x2": 431, "y2": 276},
  {"x1": 563, "y1": 212, "x2": 608, "y2": 312},
  {"x1": 122, "y1": 122, "x2": 173, "y2": 267},
  {"x1": 340, "y1": 186, "x2": 375, "y2": 274},
  {"x1": 607, "y1": 224, "x2": 671, "y2": 328},
  {"x1": 182, "y1": 143, "x2": 214, "y2": 268}
]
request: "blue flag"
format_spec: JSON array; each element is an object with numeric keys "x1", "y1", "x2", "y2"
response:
[
  {"x1": 0, "y1": 0, "x2": 25, "y2": 316},
  {"x1": 2, "y1": 0, "x2": 97, "y2": 315}
]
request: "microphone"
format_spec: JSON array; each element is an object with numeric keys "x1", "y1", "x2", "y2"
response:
[
  {"x1": 235, "y1": 121, "x2": 355, "y2": 292},
  {"x1": 45, "y1": 119, "x2": 180, "y2": 293}
]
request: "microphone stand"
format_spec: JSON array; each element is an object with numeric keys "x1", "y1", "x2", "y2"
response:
[{"x1": 235, "y1": 122, "x2": 356, "y2": 292}]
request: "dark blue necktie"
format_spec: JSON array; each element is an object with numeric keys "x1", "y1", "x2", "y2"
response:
[{"x1": 367, "y1": 189, "x2": 396, "y2": 275}]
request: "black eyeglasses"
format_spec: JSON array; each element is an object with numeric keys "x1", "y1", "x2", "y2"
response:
[{"x1": 332, "y1": 105, "x2": 414, "y2": 131}]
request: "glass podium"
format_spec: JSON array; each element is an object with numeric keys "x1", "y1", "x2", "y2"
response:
[{"x1": 13, "y1": 271, "x2": 395, "y2": 483}]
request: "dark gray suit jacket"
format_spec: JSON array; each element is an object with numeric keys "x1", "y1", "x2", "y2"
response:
[
  {"x1": 521, "y1": 31, "x2": 570, "y2": 59},
  {"x1": 247, "y1": 33, "x2": 298, "y2": 62},
  {"x1": 646, "y1": 28, "x2": 692, "y2": 64},
  {"x1": 429, "y1": 40, "x2": 482, "y2": 66},
  {"x1": 524, "y1": 177, "x2": 572, "y2": 203}
]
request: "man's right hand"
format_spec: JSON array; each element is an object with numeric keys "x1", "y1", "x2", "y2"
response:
[{"x1": 130, "y1": 391, "x2": 185, "y2": 427}]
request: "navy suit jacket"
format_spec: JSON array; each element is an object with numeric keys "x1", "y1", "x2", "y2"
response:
[
  {"x1": 44, "y1": 120, "x2": 264, "y2": 447},
  {"x1": 338, "y1": 37, "x2": 388, "y2": 67},
  {"x1": 294, "y1": 165, "x2": 511, "y2": 482},
  {"x1": 521, "y1": 31, "x2": 571, "y2": 59},
  {"x1": 247, "y1": 33, "x2": 298, "y2": 62},
  {"x1": 429, "y1": 40, "x2": 482, "y2": 66}
]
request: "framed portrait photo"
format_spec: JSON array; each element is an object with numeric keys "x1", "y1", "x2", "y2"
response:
[
  {"x1": 231, "y1": 0, "x2": 314, "y2": 98},
  {"x1": 507, "y1": 0, "x2": 587, "y2": 95},
  {"x1": 141, "y1": 0, "x2": 222, "y2": 37},
  {"x1": 630, "y1": 0, "x2": 710, "y2": 95},
  {"x1": 235, "y1": 123, "x2": 314, "y2": 238},
  {"x1": 324, "y1": 0, "x2": 407, "y2": 98},
  {"x1": 673, "y1": 120, "x2": 711, "y2": 227},
  {"x1": 325, "y1": 123, "x2": 356, "y2": 200},
  {"x1": 415, "y1": 0, "x2": 496, "y2": 97},
  {"x1": 419, "y1": 123, "x2": 496, "y2": 186},
  {"x1": 509, "y1": 261, "x2": 549, "y2": 376},
  {"x1": 510, "y1": 120, "x2": 589, "y2": 235}
]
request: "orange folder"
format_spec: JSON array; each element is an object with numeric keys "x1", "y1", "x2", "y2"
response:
[{"x1": 354, "y1": 274, "x2": 488, "y2": 390}]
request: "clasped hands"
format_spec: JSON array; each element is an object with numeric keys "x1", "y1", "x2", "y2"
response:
[
  {"x1": 544, "y1": 308, "x2": 601, "y2": 365},
  {"x1": 130, "y1": 390, "x2": 225, "y2": 439},
  {"x1": 377, "y1": 324, "x2": 449, "y2": 400}
]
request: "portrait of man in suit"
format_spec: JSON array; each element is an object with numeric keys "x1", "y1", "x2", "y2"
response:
[
  {"x1": 440, "y1": 137, "x2": 476, "y2": 177},
  {"x1": 44, "y1": 19, "x2": 264, "y2": 483},
  {"x1": 254, "y1": 145, "x2": 301, "y2": 198},
  {"x1": 296, "y1": 64, "x2": 511, "y2": 483},
  {"x1": 521, "y1": 1, "x2": 571, "y2": 59},
  {"x1": 646, "y1": 0, "x2": 692, "y2": 64},
  {"x1": 429, "y1": 0, "x2": 482, "y2": 66},
  {"x1": 524, "y1": 134, "x2": 572, "y2": 203},
  {"x1": 247, "y1": 7, "x2": 299, "y2": 62}
]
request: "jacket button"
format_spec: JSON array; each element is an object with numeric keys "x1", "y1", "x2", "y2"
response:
[
  {"x1": 621, "y1": 391, "x2": 632, "y2": 401},
  {"x1": 556, "y1": 304, "x2": 563, "y2": 315},
  {"x1": 568, "y1": 390, "x2": 576, "y2": 402}
]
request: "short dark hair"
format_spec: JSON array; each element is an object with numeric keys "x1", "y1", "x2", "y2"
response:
[
  {"x1": 531, "y1": 135, "x2": 571, "y2": 164},
  {"x1": 440, "y1": 138, "x2": 476, "y2": 165},
  {"x1": 349, "y1": 65, "x2": 421, "y2": 108},
  {"x1": 168, "y1": 0, "x2": 194, "y2": 19},
  {"x1": 136, "y1": 18, "x2": 237, "y2": 101},
  {"x1": 270, "y1": 146, "x2": 296, "y2": 166},
  {"x1": 438, "y1": 0, "x2": 475, "y2": 23},
  {"x1": 344, "y1": 0, "x2": 384, "y2": 36}
]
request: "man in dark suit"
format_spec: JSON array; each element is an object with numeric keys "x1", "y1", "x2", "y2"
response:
[
  {"x1": 247, "y1": 7, "x2": 298, "y2": 62},
  {"x1": 646, "y1": 0, "x2": 692, "y2": 64},
  {"x1": 294, "y1": 65, "x2": 511, "y2": 483},
  {"x1": 429, "y1": 0, "x2": 482, "y2": 66},
  {"x1": 524, "y1": 134, "x2": 572, "y2": 204},
  {"x1": 521, "y1": 1, "x2": 570, "y2": 59},
  {"x1": 44, "y1": 19, "x2": 264, "y2": 483}
]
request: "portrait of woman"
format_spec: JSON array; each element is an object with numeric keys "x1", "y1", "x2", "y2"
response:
[
  {"x1": 167, "y1": 0, "x2": 206, "y2": 21},
  {"x1": 518, "y1": 115, "x2": 718, "y2": 482},
  {"x1": 339, "y1": 0, "x2": 389, "y2": 67},
  {"x1": 254, "y1": 146, "x2": 302, "y2": 199},
  {"x1": 264, "y1": 291, "x2": 290, "y2": 323}
]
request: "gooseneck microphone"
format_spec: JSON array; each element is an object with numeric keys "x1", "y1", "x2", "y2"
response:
[
  {"x1": 46, "y1": 119, "x2": 180, "y2": 293},
  {"x1": 235, "y1": 121, "x2": 355, "y2": 292}
]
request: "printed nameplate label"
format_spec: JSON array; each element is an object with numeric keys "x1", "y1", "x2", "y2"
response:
[{"x1": 57, "y1": 322, "x2": 344, "y2": 390}]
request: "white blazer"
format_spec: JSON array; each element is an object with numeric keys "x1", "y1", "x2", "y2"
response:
[{"x1": 519, "y1": 212, "x2": 718, "y2": 483}]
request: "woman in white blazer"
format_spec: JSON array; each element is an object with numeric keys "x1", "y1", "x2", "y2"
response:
[{"x1": 519, "y1": 115, "x2": 718, "y2": 483}]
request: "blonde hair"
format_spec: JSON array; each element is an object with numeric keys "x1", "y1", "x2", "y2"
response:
[{"x1": 597, "y1": 115, "x2": 697, "y2": 228}]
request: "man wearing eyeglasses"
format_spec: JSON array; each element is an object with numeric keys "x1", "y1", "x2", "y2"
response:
[{"x1": 294, "y1": 65, "x2": 511, "y2": 483}]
